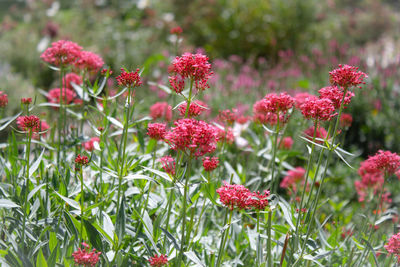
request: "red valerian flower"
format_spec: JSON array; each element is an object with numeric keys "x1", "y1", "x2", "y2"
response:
[
  {"x1": 47, "y1": 88, "x2": 77, "y2": 105},
  {"x1": 279, "y1": 136, "x2": 293, "y2": 150},
  {"x1": 253, "y1": 92, "x2": 294, "y2": 125},
  {"x1": 0, "y1": 91, "x2": 8, "y2": 108},
  {"x1": 218, "y1": 108, "x2": 238, "y2": 125},
  {"x1": 21, "y1": 98, "x2": 32, "y2": 105},
  {"x1": 16, "y1": 115, "x2": 41, "y2": 132},
  {"x1": 300, "y1": 96, "x2": 336, "y2": 121},
  {"x1": 159, "y1": 156, "x2": 176, "y2": 175},
  {"x1": 75, "y1": 51, "x2": 104, "y2": 72},
  {"x1": 178, "y1": 100, "x2": 208, "y2": 117},
  {"x1": 385, "y1": 232, "x2": 400, "y2": 262},
  {"x1": 340, "y1": 113, "x2": 353, "y2": 128},
  {"x1": 75, "y1": 154, "x2": 89, "y2": 170},
  {"x1": 82, "y1": 137, "x2": 100, "y2": 152},
  {"x1": 217, "y1": 182, "x2": 252, "y2": 210},
  {"x1": 150, "y1": 102, "x2": 172, "y2": 121},
  {"x1": 214, "y1": 126, "x2": 234, "y2": 144},
  {"x1": 246, "y1": 190, "x2": 270, "y2": 210},
  {"x1": 168, "y1": 53, "x2": 213, "y2": 93},
  {"x1": 33, "y1": 120, "x2": 50, "y2": 139},
  {"x1": 202, "y1": 157, "x2": 219, "y2": 172},
  {"x1": 72, "y1": 242, "x2": 101, "y2": 267},
  {"x1": 280, "y1": 167, "x2": 306, "y2": 195},
  {"x1": 303, "y1": 126, "x2": 328, "y2": 144},
  {"x1": 63, "y1": 73, "x2": 83, "y2": 89},
  {"x1": 329, "y1": 64, "x2": 368, "y2": 88},
  {"x1": 148, "y1": 254, "x2": 168, "y2": 267},
  {"x1": 40, "y1": 40, "x2": 82, "y2": 66},
  {"x1": 294, "y1": 92, "x2": 314, "y2": 108},
  {"x1": 147, "y1": 123, "x2": 167, "y2": 140},
  {"x1": 164, "y1": 119, "x2": 217, "y2": 157},
  {"x1": 367, "y1": 150, "x2": 400, "y2": 175},
  {"x1": 170, "y1": 26, "x2": 183, "y2": 35},
  {"x1": 116, "y1": 68, "x2": 142, "y2": 88},
  {"x1": 318, "y1": 86, "x2": 354, "y2": 109}
]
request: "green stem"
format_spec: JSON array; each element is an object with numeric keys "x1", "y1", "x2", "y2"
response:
[
  {"x1": 79, "y1": 168, "x2": 84, "y2": 243},
  {"x1": 270, "y1": 117, "x2": 280, "y2": 194},
  {"x1": 216, "y1": 210, "x2": 233, "y2": 267},
  {"x1": 21, "y1": 130, "x2": 32, "y2": 252},
  {"x1": 267, "y1": 210, "x2": 272, "y2": 267}
]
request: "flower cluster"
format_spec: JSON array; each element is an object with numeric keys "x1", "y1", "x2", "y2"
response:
[
  {"x1": 72, "y1": 242, "x2": 101, "y2": 267},
  {"x1": 294, "y1": 92, "x2": 313, "y2": 108},
  {"x1": 279, "y1": 136, "x2": 294, "y2": 150},
  {"x1": 385, "y1": 232, "x2": 400, "y2": 263},
  {"x1": 63, "y1": 73, "x2": 83, "y2": 89},
  {"x1": 40, "y1": 40, "x2": 82, "y2": 66},
  {"x1": 280, "y1": 167, "x2": 306, "y2": 195},
  {"x1": 47, "y1": 88, "x2": 77, "y2": 105},
  {"x1": 170, "y1": 26, "x2": 183, "y2": 35},
  {"x1": 164, "y1": 119, "x2": 217, "y2": 157},
  {"x1": 202, "y1": 157, "x2": 219, "y2": 172},
  {"x1": 83, "y1": 137, "x2": 100, "y2": 152},
  {"x1": 33, "y1": 120, "x2": 50, "y2": 139},
  {"x1": 0, "y1": 91, "x2": 8, "y2": 108},
  {"x1": 329, "y1": 64, "x2": 368, "y2": 89},
  {"x1": 178, "y1": 100, "x2": 208, "y2": 117},
  {"x1": 340, "y1": 113, "x2": 353, "y2": 128},
  {"x1": 75, "y1": 51, "x2": 104, "y2": 72},
  {"x1": 304, "y1": 126, "x2": 328, "y2": 143},
  {"x1": 21, "y1": 98, "x2": 32, "y2": 105},
  {"x1": 147, "y1": 123, "x2": 167, "y2": 141},
  {"x1": 150, "y1": 102, "x2": 172, "y2": 121},
  {"x1": 16, "y1": 115, "x2": 41, "y2": 132},
  {"x1": 253, "y1": 92, "x2": 294, "y2": 125},
  {"x1": 300, "y1": 96, "x2": 336, "y2": 121},
  {"x1": 159, "y1": 156, "x2": 176, "y2": 175},
  {"x1": 75, "y1": 154, "x2": 89, "y2": 170},
  {"x1": 366, "y1": 150, "x2": 400, "y2": 175},
  {"x1": 148, "y1": 254, "x2": 168, "y2": 267},
  {"x1": 116, "y1": 68, "x2": 142, "y2": 88},
  {"x1": 218, "y1": 108, "x2": 238, "y2": 125},
  {"x1": 318, "y1": 86, "x2": 354, "y2": 109},
  {"x1": 168, "y1": 53, "x2": 213, "y2": 93},
  {"x1": 217, "y1": 182, "x2": 270, "y2": 210},
  {"x1": 214, "y1": 126, "x2": 234, "y2": 144}
]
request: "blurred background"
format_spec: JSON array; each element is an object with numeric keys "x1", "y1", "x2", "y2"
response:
[{"x1": 1, "y1": 0, "x2": 400, "y2": 155}]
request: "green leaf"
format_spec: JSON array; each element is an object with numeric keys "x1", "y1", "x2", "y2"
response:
[
  {"x1": 0, "y1": 112, "x2": 22, "y2": 132},
  {"x1": 0, "y1": 199, "x2": 20, "y2": 209},
  {"x1": 83, "y1": 219, "x2": 104, "y2": 252},
  {"x1": 28, "y1": 184, "x2": 45, "y2": 201},
  {"x1": 115, "y1": 197, "x2": 126, "y2": 244},
  {"x1": 278, "y1": 199, "x2": 295, "y2": 230},
  {"x1": 184, "y1": 251, "x2": 205, "y2": 267},
  {"x1": 36, "y1": 248, "x2": 48, "y2": 267}
]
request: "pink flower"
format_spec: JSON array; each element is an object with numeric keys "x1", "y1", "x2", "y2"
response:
[
  {"x1": 178, "y1": 100, "x2": 208, "y2": 117},
  {"x1": 340, "y1": 113, "x2": 353, "y2": 128},
  {"x1": 217, "y1": 182, "x2": 251, "y2": 210},
  {"x1": 75, "y1": 51, "x2": 104, "y2": 72},
  {"x1": 47, "y1": 88, "x2": 77, "y2": 105},
  {"x1": 21, "y1": 98, "x2": 32, "y2": 105},
  {"x1": 40, "y1": 40, "x2": 82, "y2": 66},
  {"x1": 280, "y1": 167, "x2": 306, "y2": 195},
  {"x1": 168, "y1": 53, "x2": 213, "y2": 93},
  {"x1": 75, "y1": 154, "x2": 89, "y2": 170},
  {"x1": 303, "y1": 126, "x2": 328, "y2": 143},
  {"x1": 215, "y1": 126, "x2": 234, "y2": 144},
  {"x1": 329, "y1": 64, "x2": 368, "y2": 88},
  {"x1": 164, "y1": 119, "x2": 217, "y2": 157},
  {"x1": 159, "y1": 156, "x2": 175, "y2": 175},
  {"x1": 147, "y1": 123, "x2": 167, "y2": 140},
  {"x1": 294, "y1": 92, "x2": 314, "y2": 108},
  {"x1": 33, "y1": 120, "x2": 50, "y2": 139},
  {"x1": 318, "y1": 86, "x2": 354, "y2": 109},
  {"x1": 150, "y1": 102, "x2": 172, "y2": 121},
  {"x1": 0, "y1": 91, "x2": 8, "y2": 108},
  {"x1": 82, "y1": 137, "x2": 100, "y2": 152},
  {"x1": 279, "y1": 137, "x2": 293, "y2": 150},
  {"x1": 367, "y1": 150, "x2": 400, "y2": 175},
  {"x1": 116, "y1": 68, "x2": 142, "y2": 88},
  {"x1": 385, "y1": 233, "x2": 400, "y2": 262},
  {"x1": 253, "y1": 92, "x2": 294, "y2": 125},
  {"x1": 72, "y1": 242, "x2": 101, "y2": 267},
  {"x1": 218, "y1": 108, "x2": 238, "y2": 125},
  {"x1": 63, "y1": 73, "x2": 83, "y2": 89},
  {"x1": 17, "y1": 115, "x2": 41, "y2": 132},
  {"x1": 149, "y1": 254, "x2": 168, "y2": 267},
  {"x1": 246, "y1": 190, "x2": 270, "y2": 210},
  {"x1": 202, "y1": 157, "x2": 219, "y2": 172},
  {"x1": 300, "y1": 96, "x2": 336, "y2": 121},
  {"x1": 170, "y1": 26, "x2": 183, "y2": 35}
]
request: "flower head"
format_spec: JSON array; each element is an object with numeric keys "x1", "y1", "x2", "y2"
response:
[
  {"x1": 164, "y1": 119, "x2": 217, "y2": 157},
  {"x1": 75, "y1": 154, "x2": 89, "y2": 170},
  {"x1": 329, "y1": 64, "x2": 368, "y2": 88},
  {"x1": 253, "y1": 92, "x2": 294, "y2": 125},
  {"x1": 16, "y1": 115, "x2": 41, "y2": 132},
  {"x1": 280, "y1": 167, "x2": 306, "y2": 195},
  {"x1": 0, "y1": 91, "x2": 8, "y2": 108},
  {"x1": 33, "y1": 120, "x2": 50, "y2": 139},
  {"x1": 72, "y1": 242, "x2": 101, "y2": 267},
  {"x1": 150, "y1": 102, "x2": 172, "y2": 121},
  {"x1": 63, "y1": 73, "x2": 83, "y2": 89},
  {"x1": 178, "y1": 100, "x2": 208, "y2": 117},
  {"x1": 279, "y1": 137, "x2": 293, "y2": 150},
  {"x1": 75, "y1": 51, "x2": 104, "y2": 72},
  {"x1": 47, "y1": 88, "x2": 77, "y2": 105},
  {"x1": 367, "y1": 150, "x2": 400, "y2": 175},
  {"x1": 218, "y1": 108, "x2": 238, "y2": 125},
  {"x1": 202, "y1": 157, "x2": 219, "y2": 172},
  {"x1": 147, "y1": 123, "x2": 167, "y2": 140},
  {"x1": 340, "y1": 113, "x2": 353, "y2": 128},
  {"x1": 300, "y1": 96, "x2": 336, "y2": 121},
  {"x1": 303, "y1": 126, "x2": 328, "y2": 143},
  {"x1": 40, "y1": 40, "x2": 82, "y2": 66},
  {"x1": 21, "y1": 98, "x2": 32, "y2": 105},
  {"x1": 214, "y1": 126, "x2": 234, "y2": 144},
  {"x1": 170, "y1": 26, "x2": 183, "y2": 35},
  {"x1": 294, "y1": 92, "x2": 314, "y2": 108},
  {"x1": 149, "y1": 254, "x2": 168, "y2": 267},
  {"x1": 246, "y1": 190, "x2": 270, "y2": 210},
  {"x1": 318, "y1": 86, "x2": 354, "y2": 109},
  {"x1": 168, "y1": 53, "x2": 213, "y2": 93},
  {"x1": 116, "y1": 68, "x2": 142, "y2": 88},
  {"x1": 82, "y1": 137, "x2": 100, "y2": 152},
  {"x1": 217, "y1": 182, "x2": 251, "y2": 210},
  {"x1": 159, "y1": 156, "x2": 175, "y2": 175},
  {"x1": 385, "y1": 232, "x2": 400, "y2": 262}
]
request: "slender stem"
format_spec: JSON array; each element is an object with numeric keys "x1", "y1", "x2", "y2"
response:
[
  {"x1": 216, "y1": 210, "x2": 233, "y2": 267},
  {"x1": 21, "y1": 130, "x2": 32, "y2": 252},
  {"x1": 256, "y1": 210, "x2": 261, "y2": 266},
  {"x1": 57, "y1": 67, "x2": 64, "y2": 167},
  {"x1": 267, "y1": 210, "x2": 272, "y2": 267},
  {"x1": 270, "y1": 117, "x2": 280, "y2": 194},
  {"x1": 163, "y1": 188, "x2": 175, "y2": 251},
  {"x1": 79, "y1": 168, "x2": 84, "y2": 243}
]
